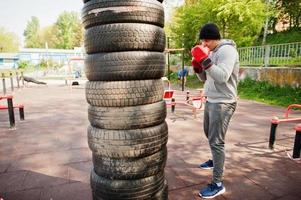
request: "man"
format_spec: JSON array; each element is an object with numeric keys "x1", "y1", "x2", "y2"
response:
[{"x1": 191, "y1": 23, "x2": 239, "y2": 198}]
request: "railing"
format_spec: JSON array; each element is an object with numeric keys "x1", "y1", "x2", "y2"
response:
[{"x1": 238, "y1": 42, "x2": 301, "y2": 67}]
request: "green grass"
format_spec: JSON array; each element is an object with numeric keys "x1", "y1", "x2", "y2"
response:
[
  {"x1": 168, "y1": 72, "x2": 204, "y2": 89},
  {"x1": 238, "y1": 77, "x2": 301, "y2": 107}
]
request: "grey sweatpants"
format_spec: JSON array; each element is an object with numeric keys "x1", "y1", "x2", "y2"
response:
[{"x1": 203, "y1": 101, "x2": 237, "y2": 183}]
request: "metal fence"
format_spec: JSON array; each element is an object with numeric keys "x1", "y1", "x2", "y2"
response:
[{"x1": 238, "y1": 42, "x2": 301, "y2": 67}]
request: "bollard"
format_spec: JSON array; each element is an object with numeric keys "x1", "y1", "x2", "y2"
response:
[
  {"x1": 16, "y1": 72, "x2": 20, "y2": 88},
  {"x1": 269, "y1": 117, "x2": 279, "y2": 149},
  {"x1": 7, "y1": 97, "x2": 15, "y2": 128},
  {"x1": 171, "y1": 98, "x2": 175, "y2": 113},
  {"x1": 19, "y1": 107, "x2": 25, "y2": 121},
  {"x1": 186, "y1": 91, "x2": 190, "y2": 101},
  {"x1": 292, "y1": 124, "x2": 301, "y2": 159},
  {"x1": 21, "y1": 72, "x2": 24, "y2": 86},
  {"x1": 269, "y1": 123, "x2": 278, "y2": 149},
  {"x1": 10, "y1": 72, "x2": 14, "y2": 92},
  {"x1": 2, "y1": 73, "x2": 6, "y2": 95}
]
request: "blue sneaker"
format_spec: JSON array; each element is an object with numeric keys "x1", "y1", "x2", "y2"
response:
[
  {"x1": 199, "y1": 159, "x2": 213, "y2": 169},
  {"x1": 199, "y1": 182, "x2": 225, "y2": 199}
]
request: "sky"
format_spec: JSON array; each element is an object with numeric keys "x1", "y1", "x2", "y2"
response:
[{"x1": 0, "y1": 0, "x2": 184, "y2": 46}]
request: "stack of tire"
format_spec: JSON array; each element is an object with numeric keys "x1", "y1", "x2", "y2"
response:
[{"x1": 82, "y1": 0, "x2": 168, "y2": 199}]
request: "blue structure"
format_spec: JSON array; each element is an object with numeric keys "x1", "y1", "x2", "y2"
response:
[
  {"x1": 0, "y1": 47, "x2": 85, "y2": 70},
  {"x1": 0, "y1": 53, "x2": 19, "y2": 69}
]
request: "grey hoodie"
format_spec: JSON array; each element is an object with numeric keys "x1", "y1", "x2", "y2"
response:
[{"x1": 197, "y1": 39, "x2": 239, "y2": 103}]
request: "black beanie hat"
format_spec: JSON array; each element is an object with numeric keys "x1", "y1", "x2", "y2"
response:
[{"x1": 199, "y1": 23, "x2": 221, "y2": 40}]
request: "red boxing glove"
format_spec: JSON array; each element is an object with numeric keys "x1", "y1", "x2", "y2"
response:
[
  {"x1": 191, "y1": 58, "x2": 203, "y2": 74},
  {"x1": 191, "y1": 45, "x2": 210, "y2": 62}
]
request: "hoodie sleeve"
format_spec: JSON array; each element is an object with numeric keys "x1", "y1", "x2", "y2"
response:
[
  {"x1": 206, "y1": 46, "x2": 237, "y2": 84},
  {"x1": 196, "y1": 71, "x2": 206, "y2": 81}
]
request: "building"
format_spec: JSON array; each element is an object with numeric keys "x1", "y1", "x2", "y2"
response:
[
  {"x1": 0, "y1": 47, "x2": 85, "y2": 70},
  {"x1": 0, "y1": 53, "x2": 19, "y2": 69}
]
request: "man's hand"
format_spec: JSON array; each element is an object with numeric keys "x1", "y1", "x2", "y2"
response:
[
  {"x1": 191, "y1": 58, "x2": 202, "y2": 74},
  {"x1": 191, "y1": 45, "x2": 210, "y2": 63}
]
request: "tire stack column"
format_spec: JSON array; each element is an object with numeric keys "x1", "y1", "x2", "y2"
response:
[{"x1": 82, "y1": 0, "x2": 168, "y2": 199}]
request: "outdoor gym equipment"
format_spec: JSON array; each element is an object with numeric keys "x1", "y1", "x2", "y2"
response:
[
  {"x1": 162, "y1": 77, "x2": 205, "y2": 118},
  {"x1": 0, "y1": 95, "x2": 24, "y2": 128},
  {"x1": 292, "y1": 124, "x2": 301, "y2": 159},
  {"x1": 65, "y1": 57, "x2": 84, "y2": 86},
  {"x1": 269, "y1": 104, "x2": 301, "y2": 153}
]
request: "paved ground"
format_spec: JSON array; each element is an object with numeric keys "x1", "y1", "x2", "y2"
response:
[{"x1": 0, "y1": 83, "x2": 300, "y2": 200}]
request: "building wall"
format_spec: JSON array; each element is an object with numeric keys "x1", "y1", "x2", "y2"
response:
[{"x1": 239, "y1": 67, "x2": 301, "y2": 88}]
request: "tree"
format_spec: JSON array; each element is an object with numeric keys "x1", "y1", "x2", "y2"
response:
[
  {"x1": 167, "y1": 0, "x2": 269, "y2": 51},
  {"x1": 277, "y1": 0, "x2": 301, "y2": 29},
  {"x1": 54, "y1": 11, "x2": 83, "y2": 49},
  {"x1": 39, "y1": 25, "x2": 59, "y2": 49},
  {"x1": 0, "y1": 27, "x2": 20, "y2": 52},
  {"x1": 24, "y1": 16, "x2": 41, "y2": 48}
]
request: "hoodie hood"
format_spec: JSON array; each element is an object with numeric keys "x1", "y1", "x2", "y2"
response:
[{"x1": 212, "y1": 39, "x2": 236, "y2": 52}]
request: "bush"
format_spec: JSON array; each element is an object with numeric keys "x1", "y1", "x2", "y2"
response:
[
  {"x1": 238, "y1": 77, "x2": 301, "y2": 107},
  {"x1": 17, "y1": 60, "x2": 31, "y2": 69}
]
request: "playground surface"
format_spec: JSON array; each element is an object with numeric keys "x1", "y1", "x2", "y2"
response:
[{"x1": 0, "y1": 83, "x2": 300, "y2": 200}]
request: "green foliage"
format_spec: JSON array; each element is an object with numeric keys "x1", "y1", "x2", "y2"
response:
[
  {"x1": 169, "y1": 71, "x2": 204, "y2": 89},
  {"x1": 186, "y1": 74, "x2": 204, "y2": 89},
  {"x1": 167, "y1": 0, "x2": 269, "y2": 54},
  {"x1": 23, "y1": 12, "x2": 83, "y2": 49},
  {"x1": 0, "y1": 27, "x2": 20, "y2": 52},
  {"x1": 24, "y1": 16, "x2": 41, "y2": 48},
  {"x1": 238, "y1": 77, "x2": 301, "y2": 107},
  {"x1": 54, "y1": 11, "x2": 83, "y2": 49},
  {"x1": 39, "y1": 59, "x2": 60, "y2": 69},
  {"x1": 39, "y1": 25, "x2": 59, "y2": 49},
  {"x1": 254, "y1": 28, "x2": 301, "y2": 45},
  {"x1": 17, "y1": 60, "x2": 31, "y2": 69},
  {"x1": 216, "y1": 0, "x2": 268, "y2": 47}
]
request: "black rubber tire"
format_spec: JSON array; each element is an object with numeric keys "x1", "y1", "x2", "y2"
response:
[
  {"x1": 85, "y1": 79, "x2": 163, "y2": 107},
  {"x1": 85, "y1": 51, "x2": 165, "y2": 81},
  {"x1": 154, "y1": 179, "x2": 168, "y2": 200},
  {"x1": 93, "y1": 146, "x2": 167, "y2": 180},
  {"x1": 84, "y1": 0, "x2": 164, "y2": 4},
  {"x1": 88, "y1": 101, "x2": 166, "y2": 130},
  {"x1": 84, "y1": 23, "x2": 165, "y2": 54},
  {"x1": 92, "y1": 179, "x2": 168, "y2": 200},
  {"x1": 91, "y1": 170, "x2": 165, "y2": 200},
  {"x1": 82, "y1": 0, "x2": 164, "y2": 29},
  {"x1": 87, "y1": 122, "x2": 168, "y2": 158}
]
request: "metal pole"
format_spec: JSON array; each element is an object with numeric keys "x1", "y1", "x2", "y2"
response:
[
  {"x1": 264, "y1": 45, "x2": 270, "y2": 67},
  {"x1": 269, "y1": 123, "x2": 278, "y2": 149},
  {"x1": 21, "y1": 72, "x2": 24, "y2": 86},
  {"x1": 7, "y1": 97, "x2": 15, "y2": 128},
  {"x1": 2, "y1": 73, "x2": 6, "y2": 95},
  {"x1": 171, "y1": 98, "x2": 175, "y2": 113},
  {"x1": 186, "y1": 91, "x2": 190, "y2": 101},
  {"x1": 293, "y1": 131, "x2": 301, "y2": 158},
  {"x1": 262, "y1": 0, "x2": 270, "y2": 46},
  {"x1": 181, "y1": 49, "x2": 184, "y2": 91},
  {"x1": 181, "y1": 34, "x2": 185, "y2": 91},
  {"x1": 10, "y1": 72, "x2": 14, "y2": 92},
  {"x1": 19, "y1": 107, "x2": 25, "y2": 121},
  {"x1": 16, "y1": 72, "x2": 20, "y2": 88}
]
